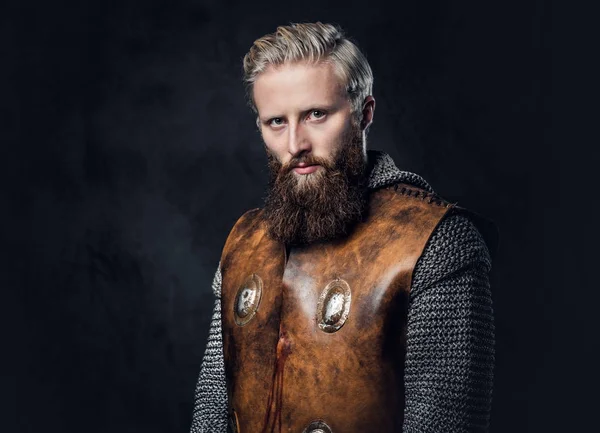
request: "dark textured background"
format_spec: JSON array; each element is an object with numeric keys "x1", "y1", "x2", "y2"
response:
[{"x1": 2, "y1": 0, "x2": 589, "y2": 432}]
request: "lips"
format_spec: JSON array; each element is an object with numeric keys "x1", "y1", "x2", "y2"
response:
[{"x1": 293, "y1": 164, "x2": 320, "y2": 174}]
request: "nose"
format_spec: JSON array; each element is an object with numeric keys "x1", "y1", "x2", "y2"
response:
[{"x1": 287, "y1": 122, "x2": 311, "y2": 157}]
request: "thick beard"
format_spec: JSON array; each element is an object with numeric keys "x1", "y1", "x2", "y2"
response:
[{"x1": 262, "y1": 122, "x2": 369, "y2": 247}]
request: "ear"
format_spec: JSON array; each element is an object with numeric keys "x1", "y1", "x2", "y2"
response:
[{"x1": 360, "y1": 96, "x2": 376, "y2": 130}]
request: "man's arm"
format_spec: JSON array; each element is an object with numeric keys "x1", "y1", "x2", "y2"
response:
[
  {"x1": 403, "y1": 213, "x2": 495, "y2": 433},
  {"x1": 190, "y1": 265, "x2": 229, "y2": 433}
]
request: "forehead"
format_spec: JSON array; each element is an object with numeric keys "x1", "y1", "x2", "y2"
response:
[{"x1": 253, "y1": 61, "x2": 346, "y2": 116}]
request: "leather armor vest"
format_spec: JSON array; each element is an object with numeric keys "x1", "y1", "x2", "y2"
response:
[{"x1": 219, "y1": 184, "x2": 454, "y2": 433}]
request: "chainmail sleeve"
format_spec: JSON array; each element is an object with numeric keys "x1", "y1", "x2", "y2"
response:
[
  {"x1": 190, "y1": 265, "x2": 229, "y2": 433},
  {"x1": 403, "y1": 213, "x2": 495, "y2": 433}
]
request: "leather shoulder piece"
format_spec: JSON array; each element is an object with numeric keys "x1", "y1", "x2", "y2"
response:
[
  {"x1": 449, "y1": 205, "x2": 500, "y2": 260},
  {"x1": 220, "y1": 208, "x2": 263, "y2": 270},
  {"x1": 389, "y1": 182, "x2": 499, "y2": 260}
]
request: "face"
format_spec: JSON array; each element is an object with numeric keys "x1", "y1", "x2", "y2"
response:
[
  {"x1": 253, "y1": 60, "x2": 362, "y2": 177},
  {"x1": 253, "y1": 60, "x2": 375, "y2": 246}
]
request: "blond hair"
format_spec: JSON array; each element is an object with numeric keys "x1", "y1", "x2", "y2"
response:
[{"x1": 242, "y1": 22, "x2": 373, "y2": 118}]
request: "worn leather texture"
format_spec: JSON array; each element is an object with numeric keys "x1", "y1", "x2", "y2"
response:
[{"x1": 219, "y1": 184, "x2": 454, "y2": 433}]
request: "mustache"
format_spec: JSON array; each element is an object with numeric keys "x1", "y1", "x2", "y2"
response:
[{"x1": 278, "y1": 154, "x2": 337, "y2": 175}]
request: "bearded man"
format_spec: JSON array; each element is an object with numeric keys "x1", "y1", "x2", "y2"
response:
[{"x1": 190, "y1": 22, "x2": 497, "y2": 433}]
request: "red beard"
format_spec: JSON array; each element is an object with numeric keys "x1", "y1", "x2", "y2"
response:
[{"x1": 262, "y1": 122, "x2": 369, "y2": 246}]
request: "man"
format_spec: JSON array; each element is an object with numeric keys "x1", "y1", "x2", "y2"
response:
[{"x1": 190, "y1": 22, "x2": 497, "y2": 433}]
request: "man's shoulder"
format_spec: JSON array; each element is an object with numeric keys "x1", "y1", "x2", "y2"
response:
[
  {"x1": 370, "y1": 181, "x2": 455, "y2": 219},
  {"x1": 219, "y1": 207, "x2": 265, "y2": 263},
  {"x1": 370, "y1": 178, "x2": 499, "y2": 262},
  {"x1": 447, "y1": 205, "x2": 500, "y2": 261},
  {"x1": 232, "y1": 207, "x2": 263, "y2": 228},
  {"x1": 225, "y1": 207, "x2": 265, "y2": 240}
]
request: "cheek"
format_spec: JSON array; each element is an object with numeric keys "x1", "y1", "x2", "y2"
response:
[
  {"x1": 262, "y1": 133, "x2": 287, "y2": 161},
  {"x1": 312, "y1": 123, "x2": 350, "y2": 155}
]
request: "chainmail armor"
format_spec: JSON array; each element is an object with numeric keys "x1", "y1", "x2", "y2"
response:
[
  {"x1": 189, "y1": 267, "x2": 229, "y2": 433},
  {"x1": 190, "y1": 150, "x2": 495, "y2": 433}
]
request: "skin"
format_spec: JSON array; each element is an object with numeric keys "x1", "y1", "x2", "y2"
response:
[{"x1": 252, "y1": 60, "x2": 376, "y2": 176}]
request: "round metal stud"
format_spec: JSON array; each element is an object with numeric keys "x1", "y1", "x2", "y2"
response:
[
  {"x1": 303, "y1": 419, "x2": 333, "y2": 433},
  {"x1": 234, "y1": 273, "x2": 263, "y2": 326},
  {"x1": 316, "y1": 278, "x2": 351, "y2": 333}
]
